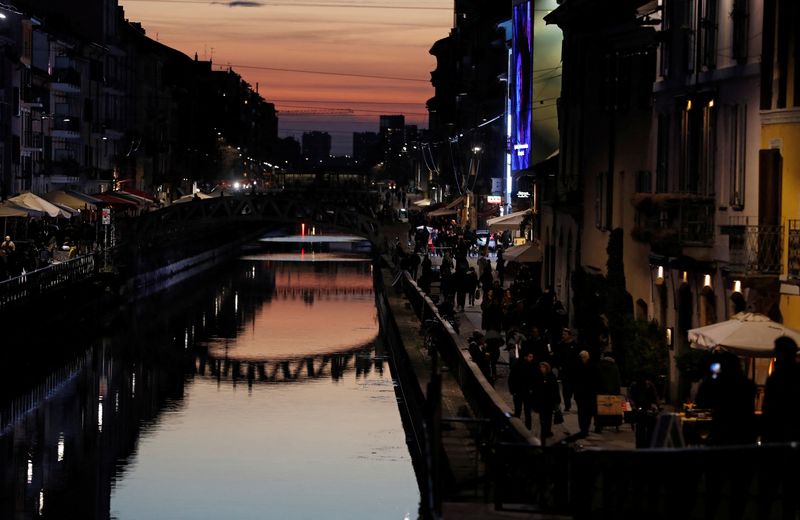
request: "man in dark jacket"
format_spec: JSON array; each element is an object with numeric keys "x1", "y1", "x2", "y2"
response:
[{"x1": 508, "y1": 351, "x2": 538, "y2": 429}]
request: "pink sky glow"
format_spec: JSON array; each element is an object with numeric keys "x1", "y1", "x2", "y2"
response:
[{"x1": 119, "y1": 0, "x2": 452, "y2": 154}]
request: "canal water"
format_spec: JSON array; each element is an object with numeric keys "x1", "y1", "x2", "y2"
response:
[{"x1": 0, "y1": 245, "x2": 421, "y2": 519}]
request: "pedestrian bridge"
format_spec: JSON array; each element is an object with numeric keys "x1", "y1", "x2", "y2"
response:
[{"x1": 122, "y1": 189, "x2": 383, "y2": 253}]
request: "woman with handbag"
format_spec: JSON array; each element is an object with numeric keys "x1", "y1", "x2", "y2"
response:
[{"x1": 533, "y1": 361, "x2": 562, "y2": 442}]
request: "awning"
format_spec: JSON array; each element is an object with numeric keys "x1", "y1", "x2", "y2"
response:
[
  {"x1": 516, "y1": 149, "x2": 559, "y2": 179},
  {"x1": 9, "y1": 192, "x2": 72, "y2": 218},
  {"x1": 118, "y1": 188, "x2": 156, "y2": 203},
  {"x1": 413, "y1": 198, "x2": 432, "y2": 207},
  {"x1": 93, "y1": 192, "x2": 139, "y2": 207},
  {"x1": 444, "y1": 195, "x2": 465, "y2": 209},
  {"x1": 43, "y1": 189, "x2": 101, "y2": 210},
  {"x1": 112, "y1": 190, "x2": 154, "y2": 206},
  {"x1": 502, "y1": 242, "x2": 542, "y2": 263},
  {"x1": 427, "y1": 208, "x2": 459, "y2": 217},
  {"x1": 486, "y1": 209, "x2": 531, "y2": 232},
  {"x1": 0, "y1": 200, "x2": 37, "y2": 218}
]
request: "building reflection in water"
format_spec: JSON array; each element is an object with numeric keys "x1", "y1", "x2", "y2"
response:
[{"x1": 0, "y1": 257, "x2": 417, "y2": 519}]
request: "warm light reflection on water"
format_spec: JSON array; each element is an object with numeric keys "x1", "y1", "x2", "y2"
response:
[
  {"x1": 109, "y1": 257, "x2": 418, "y2": 519},
  {"x1": 1, "y1": 254, "x2": 419, "y2": 520}
]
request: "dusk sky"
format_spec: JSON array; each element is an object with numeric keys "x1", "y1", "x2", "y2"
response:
[{"x1": 119, "y1": 0, "x2": 453, "y2": 155}]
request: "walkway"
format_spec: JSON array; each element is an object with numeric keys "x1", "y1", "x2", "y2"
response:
[{"x1": 384, "y1": 221, "x2": 636, "y2": 450}]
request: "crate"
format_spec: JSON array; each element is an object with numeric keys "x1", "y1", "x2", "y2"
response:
[{"x1": 597, "y1": 394, "x2": 625, "y2": 416}]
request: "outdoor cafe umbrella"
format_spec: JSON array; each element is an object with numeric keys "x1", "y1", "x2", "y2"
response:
[
  {"x1": 688, "y1": 312, "x2": 800, "y2": 358},
  {"x1": 9, "y1": 192, "x2": 72, "y2": 218}
]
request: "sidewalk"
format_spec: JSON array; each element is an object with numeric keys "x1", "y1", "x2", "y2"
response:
[{"x1": 384, "y1": 220, "x2": 636, "y2": 450}]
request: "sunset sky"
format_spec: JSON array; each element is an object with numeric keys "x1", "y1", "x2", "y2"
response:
[{"x1": 119, "y1": 0, "x2": 453, "y2": 154}]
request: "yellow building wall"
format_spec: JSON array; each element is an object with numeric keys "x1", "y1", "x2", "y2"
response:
[
  {"x1": 761, "y1": 120, "x2": 800, "y2": 225},
  {"x1": 763, "y1": 114, "x2": 800, "y2": 328},
  {"x1": 781, "y1": 294, "x2": 800, "y2": 329}
]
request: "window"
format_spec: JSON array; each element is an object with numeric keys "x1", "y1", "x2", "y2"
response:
[
  {"x1": 656, "y1": 114, "x2": 669, "y2": 192},
  {"x1": 685, "y1": 0, "x2": 697, "y2": 73},
  {"x1": 636, "y1": 171, "x2": 653, "y2": 193},
  {"x1": 729, "y1": 104, "x2": 746, "y2": 209},
  {"x1": 700, "y1": 0, "x2": 718, "y2": 69},
  {"x1": 731, "y1": 0, "x2": 749, "y2": 62},
  {"x1": 660, "y1": 0, "x2": 671, "y2": 78},
  {"x1": 680, "y1": 97, "x2": 716, "y2": 195},
  {"x1": 595, "y1": 171, "x2": 612, "y2": 230}
]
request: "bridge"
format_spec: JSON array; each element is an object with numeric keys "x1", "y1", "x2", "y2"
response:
[{"x1": 121, "y1": 189, "x2": 383, "y2": 252}]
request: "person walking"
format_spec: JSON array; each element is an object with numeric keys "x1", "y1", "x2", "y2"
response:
[
  {"x1": 508, "y1": 351, "x2": 538, "y2": 430},
  {"x1": 573, "y1": 350, "x2": 598, "y2": 438},
  {"x1": 761, "y1": 337, "x2": 800, "y2": 443},
  {"x1": 464, "y1": 267, "x2": 478, "y2": 307},
  {"x1": 696, "y1": 351, "x2": 756, "y2": 445},
  {"x1": 533, "y1": 361, "x2": 561, "y2": 442},
  {"x1": 553, "y1": 328, "x2": 582, "y2": 412}
]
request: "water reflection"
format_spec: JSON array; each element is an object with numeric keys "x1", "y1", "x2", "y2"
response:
[{"x1": 0, "y1": 256, "x2": 419, "y2": 519}]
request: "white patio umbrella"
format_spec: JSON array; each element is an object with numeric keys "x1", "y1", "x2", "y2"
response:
[
  {"x1": 688, "y1": 312, "x2": 800, "y2": 358},
  {"x1": 9, "y1": 192, "x2": 72, "y2": 218}
]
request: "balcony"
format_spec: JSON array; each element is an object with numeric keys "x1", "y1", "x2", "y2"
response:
[
  {"x1": 20, "y1": 85, "x2": 47, "y2": 108},
  {"x1": 22, "y1": 132, "x2": 43, "y2": 151},
  {"x1": 50, "y1": 67, "x2": 81, "y2": 93},
  {"x1": 722, "y1": 216, "x2": 784, "y2": 276},
  {"x1": 631, "y1": 192, "x2": 716, "y2": 255},
  {"x1": 789, "y1": 220, "x2": 800, "y2": 279},
  {"x1": 52, "y1": 116, "x2": 81, "y2": 138}
]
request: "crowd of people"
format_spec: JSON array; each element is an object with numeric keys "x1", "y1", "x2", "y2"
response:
[
  {"x1": 0, "y1": 223, "x2": 92, "y2": 280},
  {"x1": 389, "y1": 204, "x2": 800, "y2": 449},
  {"x1": 392, "y1": 216, "x2": 636, "y2": 443}
]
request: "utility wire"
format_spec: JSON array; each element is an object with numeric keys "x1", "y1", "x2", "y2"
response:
[{"x1": 220, "y1": 63, "x2": 428, "y2": 82}]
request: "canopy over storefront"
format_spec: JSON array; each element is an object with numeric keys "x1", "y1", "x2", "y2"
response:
[
  {"x1": 43, "y1": 189, "x2": 102, "y2": 210},
  {"x1": 93, "y1": 192, "x2": 139, "y2": 208},
  {"x1": 487, "y1": 209, "x2": 531, "y2": 232},
  {"x1": 0, "y1": 200, "x2": 37, "y2": 218},
  {"x1": 426, "y1": 195, "x2": 464, "y2": 217},
  {"x1": 502, "y1": 241, "x2": 542, "y2": 263}
]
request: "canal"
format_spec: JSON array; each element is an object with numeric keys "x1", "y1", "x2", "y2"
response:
[{"x1": 0, "y1": 240, "x2": 421, "y2": 519}]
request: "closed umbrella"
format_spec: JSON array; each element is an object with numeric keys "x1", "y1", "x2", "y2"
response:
[{"x1": 688, "y1": 312, "x2": 800, "y2": 357}]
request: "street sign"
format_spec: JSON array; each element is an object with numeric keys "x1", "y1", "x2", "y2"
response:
[{"x1": 102, "y1": 208, "x2": 111, "y2": 225}]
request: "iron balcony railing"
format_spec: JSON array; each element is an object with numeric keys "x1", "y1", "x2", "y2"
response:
[
  {"x1": 53, "y1": 116, "x2": 81, "y2": 134},
  {"x1": 51, "y1": 67, "x2": 81, "y2": 88},
  {"x1": 789, "y1": 220, "x2": 800, "y2": 279},
  {"x1": 724, "y1": 216, "x2": 784, "y2": 276}
]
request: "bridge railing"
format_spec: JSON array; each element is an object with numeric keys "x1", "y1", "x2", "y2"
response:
[{"x1": 0, "y1": 255, "x2": 96, "y2": 310}]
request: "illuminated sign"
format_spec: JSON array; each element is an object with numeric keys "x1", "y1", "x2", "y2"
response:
[
  {"x1": 487, "y1": 196, "x2": 502, "y2": 204},
  {"x1": 512, "y1": 0, "x2": 533, "y2": 172},
  {"x1": 516, "y1": 191, "x2": 530, "y2": 199}
]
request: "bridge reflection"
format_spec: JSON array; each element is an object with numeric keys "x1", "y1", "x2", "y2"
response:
[
  {"x1": 0, "y1": 254, "x2": 394, "y2": 519},
  {"x1": 194, "y1": 346, "x2": 387, "y2": 386}
]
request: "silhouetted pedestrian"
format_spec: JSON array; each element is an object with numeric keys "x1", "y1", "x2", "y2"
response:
[
  {"x1": 761, "y1": 337, "x2": 800, "y2": 443},
  {"x1": 508, "y1": 351, "x2": 537, "y2": 429}
]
